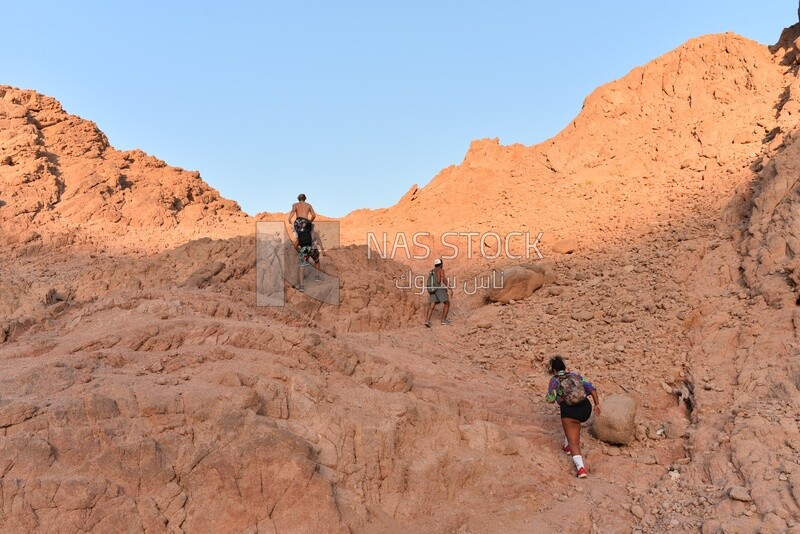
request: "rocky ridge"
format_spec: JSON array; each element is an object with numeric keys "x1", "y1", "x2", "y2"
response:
[
  {"x1": 2, "y1": 22, "x2": 800, "y2": 534},
  {"x1": 0, "y1": 86, "x2": 246, "y2": 252}
]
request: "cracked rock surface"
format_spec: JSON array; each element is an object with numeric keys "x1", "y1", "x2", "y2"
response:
[{"x1": 3, "y1": 22, "x2": 800, "y2": 534}]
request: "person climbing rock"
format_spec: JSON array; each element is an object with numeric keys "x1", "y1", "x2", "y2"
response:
[
  {"x1": 424, "y1": 258, "x2": 451, "y2": 327},
  {"x1": 288, "y1": 193, "x2": 316, "y2": 238},
  {"x1": 545, "y1": 355, "x2": 601, "y2": 478},
  {"x1": 288, "y1": 194, "x2": 317, "y2": 291}
]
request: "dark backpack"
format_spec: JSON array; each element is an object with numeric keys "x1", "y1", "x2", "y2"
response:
[
  {"x1": 558, "y1": 373, "x2": 587, "y2": 406},
  {"x1": 295, "y1": 219, "x2": 313, "y2": 247},
  {"x1": 426, "y1": 269, "x2": 438, "y2": 293}
]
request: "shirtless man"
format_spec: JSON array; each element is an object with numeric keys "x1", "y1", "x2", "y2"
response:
[
  {"x1": 288, "y1": 193, "x2": 316, "y2": 232},
  {"x1": 288, "y1": 194, "x2": 317, "y2": 291}
]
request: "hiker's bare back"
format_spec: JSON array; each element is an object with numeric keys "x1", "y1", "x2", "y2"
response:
[{"x1": 288, "y1": 193, "x2": 316, "y2": 224}]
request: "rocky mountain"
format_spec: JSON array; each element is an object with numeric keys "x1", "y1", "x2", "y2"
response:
[
  {"x1": 341, "y1": 32, "x2": 788, "y2": 257},
  {"x1": 2, "y1": 22, "x2": 800, "y2": 534},
  {"x1": 0, "y1": 86, "x2": 246, "y2": 252}
]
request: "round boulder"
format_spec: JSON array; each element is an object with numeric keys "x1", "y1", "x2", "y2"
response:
[
  {"x1": 485, "y1": 266, "x2": 544, "y2": 303},
  {"x1": 551, "y1": 239, "x2": 578, "y2": 254},
  {"x1": 592, "y1": 394, "x2": 636, "y2": 445}
]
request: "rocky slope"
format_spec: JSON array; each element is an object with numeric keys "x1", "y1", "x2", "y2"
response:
[
  {"x1": 341, "y1": 31, "x2": 787, "y2": 259},
  {"x1": 2, "y1": 22, "x2": 800, "y2": 534},
  {"x1": 0, "y1": 86, "x2": 246, "y2": 252}
]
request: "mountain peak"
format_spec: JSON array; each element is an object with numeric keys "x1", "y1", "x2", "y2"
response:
[{"x1": 0, "y1": 85, "x2": 245, "y2": 250}]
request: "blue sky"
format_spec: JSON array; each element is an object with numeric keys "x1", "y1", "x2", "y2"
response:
[{"x1": 5, "y1": 1, "x2": 794, "y2": 217}]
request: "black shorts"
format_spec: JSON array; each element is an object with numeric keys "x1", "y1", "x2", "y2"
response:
[
  {"x1": 293, "y1": 217, "x2": 313, "y2": 235},
  {"x1": 559, "y1": 398, "x2": 592, "y2": 422}
]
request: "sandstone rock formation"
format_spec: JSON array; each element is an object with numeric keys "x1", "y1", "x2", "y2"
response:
[
  {"x1": 340, "y1": 32, "x2": 786, "y2": 257},
  {"x1": 0, "y1": 87, "x2": 246, "y2": 252},
  {"x1": 593, "y1": 394, "x2": 637, "y2": 445},
  {"x1": 3, "y1": 19, "x2": 800, "y2": 534}
]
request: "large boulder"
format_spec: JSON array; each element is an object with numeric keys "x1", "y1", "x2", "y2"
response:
[
  {"x1": 484, "y1": 262, "x2": 554, "y2": 304},
  {"x1": 592, "y1": 394, "x2": 636, "y2": 445},
  {"x1": 551, "y1": 239, "x2": 579, "y2": 254}
]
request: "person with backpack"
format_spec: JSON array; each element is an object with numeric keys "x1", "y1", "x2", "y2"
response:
[
  {"x1": 424, "y1": 258, "x2": 450, "y2": 327},
  {"x1": 545, "y1": 355, "x2": 601, "y2": 478},
  {"x1": 288, "y1": 194, "x2": 318, "y2": 291}
]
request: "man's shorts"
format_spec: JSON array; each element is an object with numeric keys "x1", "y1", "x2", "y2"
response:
[
  {"x1": 298, "y1": 246, "x2": 311, "y2": 266},
  {"x1": 429, "y1": 288, "x2": 449, "y2": 303},
  {"x1": 298, "y1": 246, "x2": 319, "y2": 266},
  {"x1": 293, "y1": 217, "x2": 313, "y2": 236}
]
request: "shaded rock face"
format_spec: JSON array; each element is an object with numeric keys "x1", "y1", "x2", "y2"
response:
[
  {"x1": 0, "y1": 403, "x2": 347, "y2": 534},
  {"x1": 0, "y1": 239, "x2": 454, "y2": 533},
  {"x1": 735, "y1": 126, "x2": 800, "y2": 309},
  {"x1": 593, "y1": 394, "x2": 637, "y2": 445}
]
